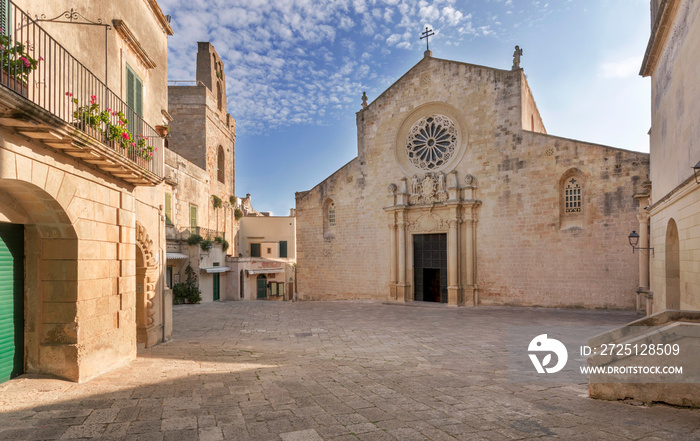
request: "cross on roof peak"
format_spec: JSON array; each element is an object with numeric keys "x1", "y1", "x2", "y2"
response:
[{"x1": 420, "y1": 26, "x2": 435, "y2": 52}]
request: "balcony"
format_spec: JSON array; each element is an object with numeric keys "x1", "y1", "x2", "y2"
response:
[{"x1": 0, "y1": 1, "x2": 163, "y2": 185}]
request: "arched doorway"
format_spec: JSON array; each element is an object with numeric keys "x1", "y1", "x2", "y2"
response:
[
  {"x1": 256, "y1": 274, "x2": 267, "y2": 299},
  {"x1": 0, "y1": 179, "x2": 78, "y2": 382},
  {"x1": 665, "y1": 219, "x2": 680, "y2": 309}
]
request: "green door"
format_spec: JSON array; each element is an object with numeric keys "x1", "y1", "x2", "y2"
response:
[
  {"x1": 213, "y1": 274, "x2": 220, "y2": 301},
  {"x1": 0, "y1": 223, "x2": 24, "y2": 384},
  {"x1": 256, "y1": 275, "x2": 267, "y2": 299}
]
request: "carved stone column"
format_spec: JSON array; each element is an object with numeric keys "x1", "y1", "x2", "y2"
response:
[
  {"x1": 397, "y1": 210, "x2": 408, "y2": 301},
  {"x1": 388, "y1": 219, "x2": 398, "y2": 301},
  {"x1": 464, "y1": 216, "x2": 477, "y2": 306},
  {"x1": 447, "y1": 211, "x2": 460, "y2": 306},
  {"x1": 636, "y1": 211, "x2": 651, "y2": 314}
]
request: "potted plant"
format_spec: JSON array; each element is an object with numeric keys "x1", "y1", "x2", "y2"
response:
[{"x1": 155, "y1": 125, "x2": 169, "y2": 138}]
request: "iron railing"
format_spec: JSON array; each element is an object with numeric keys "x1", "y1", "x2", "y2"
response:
[{"x1": 0, "y1": 1, "x2": 163, "y2": 177}]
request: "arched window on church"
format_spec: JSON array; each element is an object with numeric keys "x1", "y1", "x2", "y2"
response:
[
  {"x1": 323, "y1": 199, "x2": 336, "y2": 239},
  {"x1": 328, "y1": 202, "x2": 336, "y2": 227},
  {"x1": 216, "y1": 82, "x2": 223, "y2": 111},
  {"x1": 217, "y1": 146, "x2": 225, "y2": 184},
  {"x1": 560, "y1": 168, "x2": 585, "y2": 229}
]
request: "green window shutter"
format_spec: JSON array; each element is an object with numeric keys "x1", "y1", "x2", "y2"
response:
[
  {"x1": 279, "y1": 241, "x2": 287, "y2": 258},
  {"x1": 165, "y1": 193, "x2": 172, "y2": 225},
  {"x1": 189, "y1": 205, "x2": 197, "y2": 234},
  {"x1": 0, "y1": 1, "x2": 12, "y2": 39},
  {"x1": 126, "y1": 66, "x2": 135, "y2": 109},
  {"x1": 135, "y1": 75, "x2": 143, "y2": 117},
  {"x1": 251, "y1": 243, "x2": 260, "y2": 258}
]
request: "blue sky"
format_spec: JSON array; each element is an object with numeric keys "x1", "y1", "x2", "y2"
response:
[{"x1": 159, "y1": 0, "x2": 652, "y2": 216}]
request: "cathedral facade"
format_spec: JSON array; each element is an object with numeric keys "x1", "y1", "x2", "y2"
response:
[{"x1": 295, "y1": 53, "x2": 649, "y2": 309}]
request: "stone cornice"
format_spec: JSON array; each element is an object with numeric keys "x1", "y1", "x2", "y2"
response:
[
  {"x1": 648, "y1": 174, "x2": 698, "y2": 215},
  {"x1": 640, "y1": 0, "x2": 681, "y2": 77},
  {"x1": 147, "y1": 0, "x2": 174, "y2": 36},
  {"x1": 113, "y1": 20, "x2": 157, "y2": 69}
]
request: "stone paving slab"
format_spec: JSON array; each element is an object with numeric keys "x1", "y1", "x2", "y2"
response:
[{"x1": 0, "y1": 301, "x2": 699, "y2": 440}]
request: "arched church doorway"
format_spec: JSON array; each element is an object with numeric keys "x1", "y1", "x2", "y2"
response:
[
  {"x1": 413, "y1": 233, "x2": 447, "y2": 303},
  {"x1": 256, "y1": 274, "x2": 267, "y2": 299},
  {"x1": 665, "y1": 219, "x2": 680, "y2": 309}
]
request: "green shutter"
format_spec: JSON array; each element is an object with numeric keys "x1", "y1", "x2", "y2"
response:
[
  {"x1": 251, "y1": 243, "x2": 260, "y2": 258},
  {"x1": 0, "y1": 223, "x2": 24, "y2": 384},
  {"x1": 279, "y1": 241, "x2": 287, "y2": 258},
  {"x1": 126, "y1": 65, "x2": 135, "y2": 109},
  {"x1": 190, "y1": 205, "x2": 197, "y2": 234},
  {"x1": 0, "y1": 0, "x2": 12, "y2": 39},
  {"x1": 135, "y1": 75, "x2": 143, "y2": 118},
  {"x1": 165, "y1": 193, "x2": 172, "y2": 225}
]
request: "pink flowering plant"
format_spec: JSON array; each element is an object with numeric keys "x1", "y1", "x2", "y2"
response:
[
  {"x1": 68, "y1": 93, "x2": 155, "y2": 161},
  {"x1": 0, "y1": 29, "x2": 42, "y2": 82}
]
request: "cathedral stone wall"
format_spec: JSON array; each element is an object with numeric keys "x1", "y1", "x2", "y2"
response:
[{"x1": 296, "y1": 55, "x2": 649, "y2": 309}]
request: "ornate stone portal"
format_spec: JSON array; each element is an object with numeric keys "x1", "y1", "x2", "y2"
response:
[
  {"x1": 135, "y1": 221, "x2": 159, "y2": 347},
  {"x1": 385, "y1": 171, "x2": 481, "y2": 306}
]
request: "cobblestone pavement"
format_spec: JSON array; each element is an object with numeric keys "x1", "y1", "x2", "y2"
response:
[{"x1": 1, "y1": 301, "x2": 699, "y2": 440}]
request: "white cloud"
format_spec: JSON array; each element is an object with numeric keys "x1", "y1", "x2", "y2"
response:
[{"x1": 599, "y1": 57, "x2": 642, "y2": 79}]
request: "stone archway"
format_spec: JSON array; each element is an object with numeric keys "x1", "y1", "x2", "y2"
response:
[
  {"x1": 665, "y1": 219, "x2": 680, "y2": 310},
  {"x1": 135, "y1": 221, "x2": 158, "y2": 347},
  {"x1": 0, "y1": 179, "x2": 79, "y2": 381}
]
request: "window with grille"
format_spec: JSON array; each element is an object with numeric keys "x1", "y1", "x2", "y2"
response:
[
  {"x1": 564, "y1": 178, "x2": 581, "y2": 213},
  {"x1": 328, "y1": 202, "x2": 336, "y2": 227}
]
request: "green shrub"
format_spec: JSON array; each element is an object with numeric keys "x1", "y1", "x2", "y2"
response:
[
  {"x1": 229, "y1": 196, "x2": 236, "y2": 205},
  {"x1": 200, "y1": 239, "x2": 213, "y2": 251},
  {"x1": 234, "y1": 207, "x2": 243, "y2": 220},
  {"x1": 214, "y1": 236, "x2": 229, "y2": 252},
  {"x1": 187, "y1": 234, "x2": 203, "y2": 246},
  {"x1": 173, "y1": 265, "x2": 202, "y2": 304},
  {"x1": 212, "y1": 195, "x2": 222, "y2": 208}
]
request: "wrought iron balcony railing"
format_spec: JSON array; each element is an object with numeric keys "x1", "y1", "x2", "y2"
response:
[{"x1": 0, "y1": 1, "x2": 163, "y2": 181}]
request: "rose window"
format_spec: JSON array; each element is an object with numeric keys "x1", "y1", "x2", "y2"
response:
[{"x1": 405, "y1": 115, "x2": 457, "y2": 171}]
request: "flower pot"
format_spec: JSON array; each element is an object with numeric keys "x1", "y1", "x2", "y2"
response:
[
  {"x1": 1, "y1": 69, "x2": 28, "y2": 98},
  {"x1": 155, "y1": 125, "x2": 169, "y2": 138}
]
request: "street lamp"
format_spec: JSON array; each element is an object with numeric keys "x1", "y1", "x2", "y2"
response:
[
  {"x1": 628, "y1": 230, "x2": 654, "y2": 255},
  {"x1": 693, "y1": 161, "x2": 700, "y2": 184}
]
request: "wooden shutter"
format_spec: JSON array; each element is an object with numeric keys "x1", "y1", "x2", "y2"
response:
[
  {"x1": 189, "y1": 205, "x2": 197, "y2": 234},
  {"x1": 251, "y1": 243, "x2": 260, "y2": 258},
  {"x1": 279, "y1": 241, "x2": 287, "y2": 258},
  {"x1": 135, "y1": 75, "x2": 143, "y2": 117},
  {"x1": 126, "y1": 66, "x2": 135, "y2": 109},
  {"x1": 165, "y1": 193, "x2": 172, "y2": 225}
]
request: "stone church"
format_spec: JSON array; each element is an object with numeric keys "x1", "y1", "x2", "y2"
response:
[{"x1": 295, "y1": 50, "x2": 650, "y2": 309}]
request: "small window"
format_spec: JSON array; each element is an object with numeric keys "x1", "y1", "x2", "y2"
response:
[
  {"x1": 560, "y1": 169, "x2": 585, "y2": 230},
  {"x1": 165, "y1": 192, "x2": 172, "y2": 225},
  {"x1": 189, "y1": 205, "x2": 197, "y2": 234},
  {"x1": 217, "y1": 146, "x2": 225, "y2": 183},
  {"x1": 166, "y1": 267, "x2": 173, "y2": 289},
  {"x1": 328, "y1": 202, "x2": 336, "y2": 227},
  {"x1": 267, "y1": 247, "x2": 272, "y2": 254},
  {"x1": 564, "y1": 178, "x2": 582, "y2": 213},
  {"x1": 279, "y1": 241, "x2": 288, "y2": 258},
  {"x1": 251, "y1": 243, "x2": 261, "y2": 257}
]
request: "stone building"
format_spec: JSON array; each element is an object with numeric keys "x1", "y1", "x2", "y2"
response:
[
  {"x1": 0, "y1": 0, "x2": 173, "y2": 383},
  {"x1": 233, "y1": 212, "x2": 297, "y2": 301},
  {"x1": 637, "y1": 0, "x2": 700, "y2": 313},
  {"x1": 295, "y1": 51, "x2": 650, "y2": 309},
  {"x1": 164, "y1": 42, "x2": 237, "y2": 303}
]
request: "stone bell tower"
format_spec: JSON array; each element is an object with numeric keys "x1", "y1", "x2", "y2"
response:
[{"x1": 196, "y1": 42, "x2": 227, "y2": 115}]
